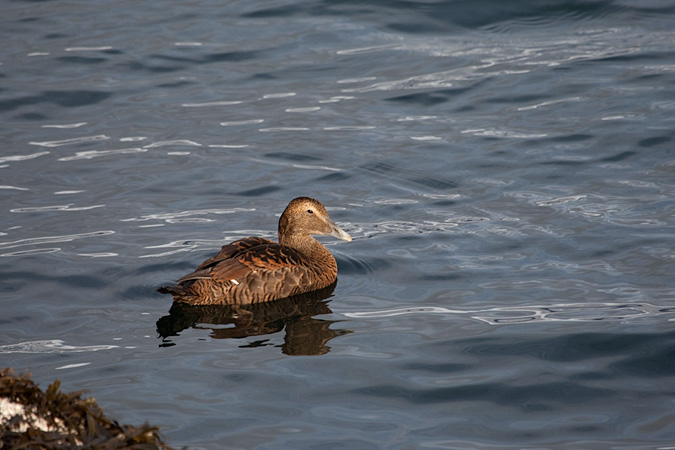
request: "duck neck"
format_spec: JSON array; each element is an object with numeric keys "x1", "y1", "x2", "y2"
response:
[{"x1": 280, "y1": 233, "x2": 337, "y2": 269}]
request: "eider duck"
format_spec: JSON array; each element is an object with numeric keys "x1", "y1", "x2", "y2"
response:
[{"x1": 158, "y1": 197, "x2": 351, "y2": 305}]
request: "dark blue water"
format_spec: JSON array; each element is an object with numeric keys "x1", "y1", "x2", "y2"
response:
[{"x1": 2, "y1": 0, "x2": 675, "y2": 448}]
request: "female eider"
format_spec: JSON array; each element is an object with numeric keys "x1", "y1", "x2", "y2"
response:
[{"x1": 159, "y1": 197, "x2": 351, "y2": 305}]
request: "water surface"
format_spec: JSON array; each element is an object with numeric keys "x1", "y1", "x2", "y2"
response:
[{"x1": 2, "y1": 0, "x2": 675, "y2": 448}]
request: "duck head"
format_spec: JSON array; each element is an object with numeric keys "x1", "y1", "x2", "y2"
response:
[{"x1": 279, "y1": 197, "x2": 352, "y2": 244}]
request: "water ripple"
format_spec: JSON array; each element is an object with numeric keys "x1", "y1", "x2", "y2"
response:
[
  {"x1": 323, "y1": 126, "x2": 376, "y2": 131},
  {"x1": 10, "y1": 204, "x2": 105, "y2": 213},
  {"x1": 347, "y1": 216, "x2": 493, "y2": 240},
  {"x1": 182, "y1": 101, "x2": 243, "y2": 107},
  {"x1": 41, "y1": 122, "x2": 88, "y2": 129},
  {"x1": 65, "y1": 46, "x2": 114, "y2": 52},
  {"x1": 122, "y1": 208, "x2": 255, "y2": 223},
  {"x1": 0, "y1": 230, "x2": 115, "y2": 251},
  {"x1": 220, "y1": 119, "x2": 265, "y2": 126},
  {"x1": 461, "y1": 128, "x2": 549, "y2": 138},
  {"x1": 0, "y1": 151, "x2": 50, "y2": 165},
  {"x1": 29, "y1": 135, "x2": 110, "y2": 147},
  {"x1": 318, "y1": 96, "x2": 355, "y2": 103},
  {"x1": 55, "y1": 363, "x2": 92, "y2": 370},
  {"x1": 142, "y1": 140, "x2": 202, "y2": 148},
  {"x1": 0, "y1": 185, "x2": 30, "y2": 191},
  {"x1": 261, "y1": 92, "x2": 296, "y2": 99},
  {"x1": 344, "y1": 302, "x2": 675, "y2": 325},
  {"x1": 508, "y1": 191, "x2": 675, "y2": 227},
  {"x1": 286, "y1": 107, "x2": 321, "y2": 113},
  {"x1": 337, "y1": 44, "x2": 400, "y2": 55},
  {"x1": 140, "y1": 234, "x2": 275, "y2": 258},
  {"x1": 410, "y1": 136, "x2": 443, "y2": 141},
  {"x1": 2, "y1": 248, "x2": 61, "y2": 257},
  {"x1": 259, "y1": 127, "x2": 310, "y2": 132},
  {"x1": 517, "y1": 96, "x2": 582, "y2": 111},
  {"x1": 0, "y1": 340, "x2": 118, "y2": 354},
  {"x1": 290, "y1": 163, "x2": 343, "y2": 172},
  {"x1": 58, "y1": 148, "x2": 146, "y2": 161},
  {"x1": 140, "y1": 240, "x2": 219, "y2": 258},
  {"x1": 337, "y1": 254, "x2": 391, "y2": 275},
  {"x1": 77, "y1": 252, "x2": 118, "y2": 258}
]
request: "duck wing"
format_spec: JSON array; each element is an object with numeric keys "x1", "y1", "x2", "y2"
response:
[
  {"x1": 195, "y1": 237, "x2": 275, "y2": 271},
  {"x1": 176, "y1": 238, "x2": 309, "y2": 285}
]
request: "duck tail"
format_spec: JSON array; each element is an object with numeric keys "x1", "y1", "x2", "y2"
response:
[{"x1": 157, "y1": 284, "x2": 186, "y2": 296}]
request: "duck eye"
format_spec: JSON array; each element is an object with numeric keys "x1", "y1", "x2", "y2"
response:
[{"x1": 307, "y1": 209, "x2": 314, "y2": 214}]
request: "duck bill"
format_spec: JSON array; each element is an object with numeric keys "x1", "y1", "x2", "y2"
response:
[{"x1": 326, "y1": 218, "x2": 352, "y2": 242}]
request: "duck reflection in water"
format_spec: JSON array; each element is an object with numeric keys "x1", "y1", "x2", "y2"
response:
[{"x1": 156, "y1": 282, "x2": 351, "y2": 355}]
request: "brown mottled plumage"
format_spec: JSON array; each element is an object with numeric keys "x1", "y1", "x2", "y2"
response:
[{"x1": 158, "y1": 197, "x2": 351, "y2": 305}]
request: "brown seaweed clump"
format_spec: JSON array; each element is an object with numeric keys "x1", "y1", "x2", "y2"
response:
[{"x1": 0, "y1": 368, "x2": 175, "y2": 449}]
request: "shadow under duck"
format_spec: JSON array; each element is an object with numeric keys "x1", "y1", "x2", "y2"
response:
[{"x1": 158, "y1": 197, "x2": 351, "y2": 305}]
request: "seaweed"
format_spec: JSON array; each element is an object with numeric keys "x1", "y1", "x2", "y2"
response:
[{"x1": 0, "y1": 368, "x2": 176, "y2": 449}]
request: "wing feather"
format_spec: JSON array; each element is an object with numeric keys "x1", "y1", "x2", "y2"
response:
[
  {"x1": 195, "y1": 237, "x2": 275, "y2": 270},
  {"x1": 176, "y1": 238, "x2": 311, "y2": 287}
]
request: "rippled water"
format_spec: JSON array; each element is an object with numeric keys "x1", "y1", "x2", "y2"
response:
[{"x1": 2, "y1": 0, "x2": 675, "y2": 448}]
